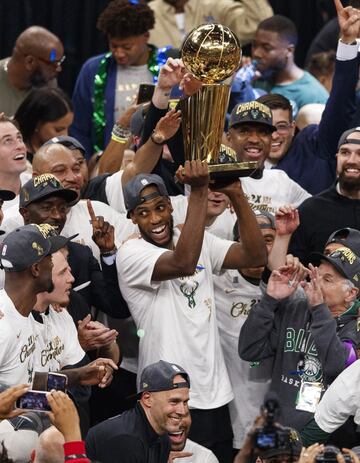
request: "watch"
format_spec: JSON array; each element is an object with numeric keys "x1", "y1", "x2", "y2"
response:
[{"x1": 150, "y1": 130, "x2": 166, "y2": 145}]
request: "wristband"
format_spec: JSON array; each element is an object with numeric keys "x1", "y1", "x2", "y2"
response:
[
  {"x1": 150, "y1": 130, "x2": 166, "y2": 146},
  {"x1": 111, "y1": 133, "x2": 128, "y2": 144},
  {"x1": 339, "y1": 38, "x2": 357, "y2": 45},
  {"x1": 112, "y1": 123, "x2": 132, "y2": 139},
  {"x1": 100, "y1": 247, "x2": 118, "y2": 257}
]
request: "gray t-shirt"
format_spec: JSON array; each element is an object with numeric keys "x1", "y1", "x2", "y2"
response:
[
  {"x1": 0, "y1": 58, "x2": 30, "y2": 116},
  {"x1": 114, "y1": 64, "x2": 153, "y2": 122}
]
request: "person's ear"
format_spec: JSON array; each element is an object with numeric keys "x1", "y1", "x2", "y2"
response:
[
  {"x1": 19, "y1": 207, "x2": 30, "y2": 225},
  {"x1": 31, "y1": 262, "x2": 40, "y2": 278},
  {"x1": 23, "y1": 55, "x2": 37, "y2": 72},
  {"x1": 141, "y1": 391, "x2": 152, "y2": 409}
]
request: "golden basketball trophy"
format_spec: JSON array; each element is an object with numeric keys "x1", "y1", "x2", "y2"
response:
[{"x1": 180, "y1": 23, "x2": 259, "y2": 182}]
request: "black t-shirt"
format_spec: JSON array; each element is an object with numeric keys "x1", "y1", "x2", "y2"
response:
[{"x1": 86, "y1": 402, "x2": 171, "y2": 463}]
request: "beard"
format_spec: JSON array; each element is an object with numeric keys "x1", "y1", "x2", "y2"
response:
[
  {"x1": 338, "y1": 171, "x2": 360, "y2": 193},
  {"x1": 139, "y1": 216, "x2": 174, "y2": 249},
  {"x1": 29, "y1": 69, "x2": 48, "y2": 88}
]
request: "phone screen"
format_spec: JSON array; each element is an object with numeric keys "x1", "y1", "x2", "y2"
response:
[
  {"x1": 47, "y1": 373, "x2": 67, "y2": 392},
  {"x1": 16, "y1": 391, "x2": 51, "y2": 412},
  {"x1": 137, "y1": 84, "x2": 155, "y2": 104}
]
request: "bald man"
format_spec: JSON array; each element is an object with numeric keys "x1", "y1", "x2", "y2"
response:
[{"x1": 0, "y1": 26, "x2": 64, "y2": 116}]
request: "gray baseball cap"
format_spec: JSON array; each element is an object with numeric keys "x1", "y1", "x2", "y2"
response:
[
  {"x1": 337, "y1": 127, "x2": 360, "y2": 150},
  {"x1": 43, "y1": 135, "x2": 86, "y2": 156},
  {"x1": 325, "y1": 228, "x2": 360, "y2": 257},
  {"x1": 123, "y1": 173, "x2": 169, "y2": 218},
  {"x1": 138, "y1": 360, "x2": 190, "y2": 397},
  {"x1": 20, "y1": 174, "x2": 78, "y2": 207}
]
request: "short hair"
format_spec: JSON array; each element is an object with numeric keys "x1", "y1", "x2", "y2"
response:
[
  {"x1": 258, "y1": 14, "x2": 298, "y2": 47},
  {"x1": 257, "y1": 94, "x2": 293, "y2": 121},
  {"x1": 307, "y1": 50, "x2": 336, "y2": 81},
  {"x1": 97, "y1": 0, "x2": 155, "y2": 39},
  {"x1": 0, "y1": 114, "x2": 19, "y2": 130},
  {"x1": 14, "y1": 87, "x2": 72, "y2": 146}
]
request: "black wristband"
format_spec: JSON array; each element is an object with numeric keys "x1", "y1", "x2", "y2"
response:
[{"x1": 150, "y1": 131, "x2": 166, "y2": 145}]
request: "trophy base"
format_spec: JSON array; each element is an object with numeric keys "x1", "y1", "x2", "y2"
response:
[{"x1": 208, "y1": 161, "x2": 259, "y2": 187}]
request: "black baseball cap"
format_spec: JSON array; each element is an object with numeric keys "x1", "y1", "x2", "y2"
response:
[
  {"x1": 337, "y1": 127, "x2": 360, "y2": 150},
  {"x1": 20, "y1": 174, "x2": 78, "y2": 207},
  {"x1": 325, "y1": 228, "x2": 360, "y2": 257},
  {"x1": 43, "y1": 135, "x2": 86, "y2": 156},
  {"x1": 137, "y1": 360, "x2": 190, "y2": 397},
  {"x1": 233, "y1": 210, "x2": 275, "y2": 242},
  {"x1": 229, "y1": 101, "x2": 276, "y2": 131},
  {"x1": 123, "y1": 173, "x2": 169, "y2": 218},
  {"x1": 0, "y1": 224, "x2": 77, "y2": 272},
  {"x1": 310, "y1": 247, "x2": 360, "y2": 289}
]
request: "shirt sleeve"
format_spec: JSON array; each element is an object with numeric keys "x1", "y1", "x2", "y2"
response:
[
  {"x1": 314, "y1": 361, "x2": 360, "y2": 433},
  {"x1": 203, "y1": 231, "x2": 234, "y2": 275}
]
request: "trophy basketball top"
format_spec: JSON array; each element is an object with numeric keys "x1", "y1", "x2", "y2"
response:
[{"x1": 181, "y1": 23, "x2": 242, "y2": 84}]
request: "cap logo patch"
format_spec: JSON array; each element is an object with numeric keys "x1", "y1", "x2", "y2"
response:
[
  {"x1": 142, "y1": 382, "x2": 148, "y2": 388},
  {"x1": 236, "y1": 101, "x2": 272, "y2": 118},
  {"x1": 33, "y1": 174, "x2": 59, "y2": 189},
  {"x1": 22, "y1": 189, "x2": 29, "y2": 203},
  {"x1": 1, "y1": 244, "x2": 7, "y2": 256},
  {"x1": 332, "y1": 247, "x2": 356, "y2": 265},
  {"x1": 32, "y1": 242, "x2": 44, "y2": 256},
  {"x1": 34, "y1": 223, "x2": 57, "y2": 239},
  {"x1": 141, "y1": 179, "x2": 149, "y2": 186},
  {"x1": 171, "y1": 365, "x2": 180, "y2": 372}
]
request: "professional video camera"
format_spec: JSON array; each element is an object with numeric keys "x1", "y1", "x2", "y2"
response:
[{"x1": 253, "y1": 394, "x2": 292, "y2": 451}]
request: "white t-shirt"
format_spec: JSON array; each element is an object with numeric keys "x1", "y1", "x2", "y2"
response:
[
  {"x1": 33, "y1": 306, "x2": 85, "y2": 372},
  {"x1": 2, "y1": 171, "x2": 32, "y2": 216},
  {"x1": 314, "y1": 359, "x2": 360, "y2": 433},
  {"x1": 182, "y1": 439, "x2": 219, "y2": 463},
  {"x1": 1, "y1": 199, "x2": 135, "y2": 262},
  {"x1": 241, "y1": 169, "x2": 311, "y2": 214},
  {"x1": 214, "y1": 270, "x2": 272, "y2": 448},
  {"x1": 116, "y1": 228, "x2": 234, "y2": 409},
  {"x1": 105, "y1": 171, "x2": 127, "y2": 214},
  {"x1": 0, "y1": 289, "x2": 38, "y2": 386}
]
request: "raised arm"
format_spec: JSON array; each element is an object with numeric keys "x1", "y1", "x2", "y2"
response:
[{"x1": 152, "y1": 160, "x2": 209, "y2": 281}]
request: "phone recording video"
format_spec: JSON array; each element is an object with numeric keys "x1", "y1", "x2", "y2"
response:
[
  {"x1": 47, "y1": 372, "x2": 67, "y2": 392},
  {"x1": 136, "y1": 83, "x2": 155, "y2": 104},
  {"x1": 16, "y1": 391, "x2": 51, "y2": 412}
]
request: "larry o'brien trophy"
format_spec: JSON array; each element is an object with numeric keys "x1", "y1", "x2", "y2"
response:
[{"x1": 180, "y1": 23, "x2": 259, "y2": 182}]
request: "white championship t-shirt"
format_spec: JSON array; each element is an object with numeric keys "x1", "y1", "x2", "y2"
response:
[
  {"x1": 33, "y1": 306, "x2": 85, "y2": 372},
  {"x1": 214, "y1": 270, "x2": 272, "y2": 448},
  {"x1": 117, "y1": 228, "x2": 234, "y2": 409},
  {"x1": 0, "y1": 289, "x2": 38, "y2": 386},
  {"x1": 183, "y1": 439, "x2": 219, "y2": 463}
]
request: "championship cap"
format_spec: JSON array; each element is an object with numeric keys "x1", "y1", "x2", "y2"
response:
[
  {"x1": 137, "y1": 360, "x2": 190, "y2": 397},
  {"x1": 310, "y1": 247, "x2": 360, "y2": 289},
  {"x1": 229, "y1": 101, "x2": 276, "y2": 131},
  {"x1": 123, "y1": 173, "x2": 169, "y2": 218},
  {"x1": 325, "y1": 228, "x2": 360, "y2": 257},
  {"x1": 20, "y1": 174, "x2": 78, "y2": 207},
  {"x1": 0, "y1": 223, "x2": 77, "y2": 272}
]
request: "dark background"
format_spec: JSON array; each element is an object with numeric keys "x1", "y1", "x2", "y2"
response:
[{"x1": 0, "y1": 0, "x2": 341, "y2": 96}]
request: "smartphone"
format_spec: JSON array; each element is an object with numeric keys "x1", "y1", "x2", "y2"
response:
[
  {"x1": 47, "y1": 372, "x2": 68, "y2": 392},
  {"x1": 16, "y1": 391, "x2": 51, "y2": 412},
  {"x1": 136, "y1": 83, "x2": 155, "y2": 104}
]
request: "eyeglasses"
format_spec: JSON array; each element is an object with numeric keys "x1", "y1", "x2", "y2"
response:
[
  {"x1": 37, "y1": 54, "x2": 66, "y2": 68},
  {"x1": 274, "y1": 122, "x2": 293, "y2": 134}
]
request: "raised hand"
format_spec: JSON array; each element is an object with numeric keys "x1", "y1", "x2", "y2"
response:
[
  {"x1": 300, "y1": 264, "x2": 324, "y2": 307},
  {"x1": 335, "y1": 0, "x2": 360, "y2": 43},
  {"x1": 78, "y1": 357, "x2": 118, "y2": 388},
  {"x1": 153, "y1": 108, "x2": 182, "y2": 142},
  {"x1": 176, "y1": 160, "x2": 209, "y2": 189},
  {"x1": 157, "y1": 58, "x2": 185, "y2": 91},
  {"x1": 267, "y1": 265, "x2": 302, "y2": 300},
  {"x1": 87, "y1": 199, "x2": 116, "y2": 254},
  {"x1": 179, "y1": 72, "x2": 202, "y2": 97},
  {"x1": 275, "y1": 205, "x2": 300, "y2": 236}
]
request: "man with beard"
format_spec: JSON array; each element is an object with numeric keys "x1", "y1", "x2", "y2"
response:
[
  {"x1": 289, "y1": 127, "x2": 360, "y2": 264},
  {"x1": 0, "y1": 26, "x2": 64, "y2": 116},
  {"x1": 252, "y1": 15, "x2": 329, "y2": 116},
  {"x1": 116, "y1": 163, "x2": 267, "y2": 462}
]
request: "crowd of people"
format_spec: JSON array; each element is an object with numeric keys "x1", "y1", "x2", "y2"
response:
[{"x1": 1, "y1": 0, "x2": 360, "y2": 462}]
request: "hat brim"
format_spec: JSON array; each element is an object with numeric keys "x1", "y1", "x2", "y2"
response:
[
  {"x1": 229, "y1": 120, "x2": 277, "y2": 132},
  {"x1": 48, "y1": 233, "x2": 79, "y2": 254},
  {"x1": 22, "y1": 189, "x2": 78, "y2": 207},
  {"x1": 309, "y1": 252, "x2": 348, "y2": 280},
  {"x1": 0, "y1": 190, "x2": 16, "y2": 201}
]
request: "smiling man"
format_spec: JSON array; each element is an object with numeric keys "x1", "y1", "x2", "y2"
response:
[
  {"x1": 226, "y1": 101, "x2": 310, "y2": 214},
  {"x1": 86, "y1": 360, "x2": 190, "y2": 463},
  {"x1": 290, "y1": 127, "x2": 360, "y2": 264},
  {"x1": 116, "y1": 162, "x2": 267, "y2": 462}
]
